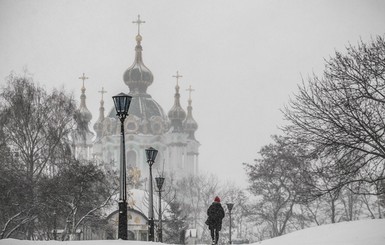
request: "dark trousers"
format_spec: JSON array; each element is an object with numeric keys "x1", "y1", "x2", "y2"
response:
[{"x1": 210, "y1": 228, "x2": 219, "y2": 244}]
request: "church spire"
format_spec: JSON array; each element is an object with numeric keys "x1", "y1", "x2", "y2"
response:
[
  {"x1": 123, "y1": 15, "x2": 154, "y2": 94},
  {"x1": 183, "y1": 85, "x2": 198, "y2": 140},
  {"x1": 97, "y1": 87, "x2": 107, "y2": 121},
  {"x1": 168, "y1": 71, "x2": 186, "y2": 132},
  {"x1": 73, "y1": 73, "x2": 94, "y2": 160},
  {"x1": 93, "y1": 87, "x2": 107, "y2": 139},
  {"x1": 77, "y1": 73, "x2": 92, "y2": 124},
  {"x1": 133, "y1": 14, "x2": 145, "y2": 63}
]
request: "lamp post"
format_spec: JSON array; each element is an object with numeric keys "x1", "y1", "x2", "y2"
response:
[
  {"x1": 226, "y1": 203, "x2": 234, "y2": 244},
  {"x1": 146, "y1": 147, "x2": 158, "y2": 241},
  {"x1": 53, "y1": 210, "x2": 57, "y2": 240},
  {"x1": 155, "y1": 176, "x2": 165, "y2": 242},
  {"x1": 66, "y1": 218, "x2": 71, "y2": 240},
  {"x1": 112, "y1": 92, "x2": 132, "y2": 240}
]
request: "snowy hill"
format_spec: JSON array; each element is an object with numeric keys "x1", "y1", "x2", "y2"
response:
[
  {"x1": 258, "y1": 219, "x2": 385, "y2": 245},
  {"x1": 1, "y1": 219, "x2": 384, "y2": 245}
]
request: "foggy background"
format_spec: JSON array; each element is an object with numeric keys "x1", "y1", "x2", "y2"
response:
[{"x1": 1, "y1": 0, "x2": 384, "y2": 187}]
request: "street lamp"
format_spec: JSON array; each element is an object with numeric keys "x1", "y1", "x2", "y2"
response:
[
  {"x1": 155, "y1": 176, "x2": 165, "y2": 242},
  {"x1": 113, "y1": 92, "x2": 132, "y2": 240},
  {"x1": 146, "y1": 147, "x2": 158, "y2": 241},
  {"x1": 226, "y1": 203, "x2": 234, "y2": 244},
  {"x1": 53, "y1": 210, "x2": 57, "y2": 240},
  {"x1": 66, "y1": 218, "x2": 71, "y2": 240}
]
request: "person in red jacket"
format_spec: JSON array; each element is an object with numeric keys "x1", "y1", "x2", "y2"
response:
[{"x1": 206, "y1": 196, "x2": 225, "y2": 244}]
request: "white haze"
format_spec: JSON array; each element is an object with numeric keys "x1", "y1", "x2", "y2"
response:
[{"x1": 0, "y1": 0, "x2": 384, "y2": 187}]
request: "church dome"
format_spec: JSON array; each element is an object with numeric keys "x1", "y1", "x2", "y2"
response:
[
  {"x1": 79, "y1": 107, "x2": 92, "y2": 123},
  {"x1": 123, "y1": 34, "x2": 154, "y2": 94},
  {"x1": 78, "y1": 88, "x2": 92, "y2": 123},
  {"x1": 93, "y1": 93, "x2": 106, "y2": 139},
  {"x1": 168, "y1": 83, "x2": 186, "y2": 132},
  {"x1": 73, "y1": 81, "x2": 94, "y2": 148},
  {"x1": 106, "y1": 28, "x2": 169, "y2": 135},
  {"x1": 107, "y1": 94, "x2": 168, "y2": 135},
  {"x1": 108, "y1": 94, "x2": 166, "y2": 121},
  {"x1": 168, "y1": 100, "x2": 186, "y2": 122},
  {"x1": 183, "y1": 97, "x2": 198, "y2": 140}
]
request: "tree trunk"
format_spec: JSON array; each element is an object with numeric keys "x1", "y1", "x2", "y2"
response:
[{"x1": 331, "y1": 199, "x2": 336, "y2": 223}]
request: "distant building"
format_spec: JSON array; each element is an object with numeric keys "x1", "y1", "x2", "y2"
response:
[
  {"x1": 74, "y1": 20, "x2": 199, "y2": 180},
  {"x1": 71, "y1": 16, "x2": 200, "y2": 241}
]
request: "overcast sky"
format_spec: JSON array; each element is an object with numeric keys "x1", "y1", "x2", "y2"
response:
[{"x1": 1, "y1": 0, "x2": 384, "y2": 188}]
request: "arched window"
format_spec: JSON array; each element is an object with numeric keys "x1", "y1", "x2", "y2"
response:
[{"x1": 127, "y1": 150, "x2": 137, "y2": 168}]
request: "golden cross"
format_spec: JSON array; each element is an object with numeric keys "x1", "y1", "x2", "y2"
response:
[
  {"x1": 98, "y1": 87, "x2": 107, "y2": 100},
  {"x1": 132, "y1": 15, "x2": 145, "y2": 35},
  {"x1": 78, "y1": 73, "x2": 89, "y2": 88},
  {"x1": 186, "y1": 85, "x2": 195, "y2": 100},
  {"x1": 172, "y1": 71, "x2": 183, "y2": 86}
]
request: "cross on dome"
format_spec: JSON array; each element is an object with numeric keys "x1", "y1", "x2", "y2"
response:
[
  {"x1": 132, "y1": 15, "x2": 146, "y2": 35},
  {"x1": 98, "y1": 87, "x2": 107, "y2": 101},
  {"x1": 172, "y1": 71, "x2": 183, "y2": 87},
  {"x1": 186, "y1": 85, "x2": 195, "y2": 100},
  {"x1": 78, "y1": 73, "x2": 89, "y2": 88}
]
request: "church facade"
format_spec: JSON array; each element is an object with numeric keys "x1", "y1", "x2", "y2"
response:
[
  {"x1": 71, "y1": 16, "x2": 200, "y2": 241},
  {"x1": 73, "y1": 17, "x2": 200, "y2": 180}
]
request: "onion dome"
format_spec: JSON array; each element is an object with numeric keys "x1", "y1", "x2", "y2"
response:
[
  {"x1": 93, "y1": 87, "x2": 107, "y2": 139},
  {"x1": 183, "y1": 85, "x2": 198, "y2": 140},
  {"x1": 107, "y1": 94, "x2": 166, "y2": 122},
  {"x1": 168, "y1": 71, "x2": 186, "y2": 132},
  {"x1": 73, "y1": 73, "x2": 94, "y2": 148},
  {"x1": 123, "y1": 34, "x2": 154, "y2": 94},
  {"x1": 106, "y1": 92, "x2": 169, "y2": 135},
  {"x1": 106, "y1": 16, "x2": 169, "y2": 135},
  {"x1": 78, "y1": 83, "x2": 92, "y2": 124}
]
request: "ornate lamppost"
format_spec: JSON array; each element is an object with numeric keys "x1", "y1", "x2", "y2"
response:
[
  {"x1": 112, "y1": 92, "x2": 132, "y2": 240},
  {"x1": 226, "y1": 203, "x2": 234, "y2": 244},
  {"x1": 155, "y1": 176, "x2": 165, "y2": 242},
  {"x1": 146, "y1": 147, "x2": 158, "y2": 241}
]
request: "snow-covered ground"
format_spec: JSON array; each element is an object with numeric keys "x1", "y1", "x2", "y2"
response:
[
  {"x1": 258, "y1": 218, "x2": 385, "y2": 245},
  {"x1": 1, "y1": 219, "x2": 384, "y2": 245}
]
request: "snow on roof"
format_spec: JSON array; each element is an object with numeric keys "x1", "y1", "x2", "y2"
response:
[{"x1": 103, "y1": 188, "x2": 168, "y2": 220}]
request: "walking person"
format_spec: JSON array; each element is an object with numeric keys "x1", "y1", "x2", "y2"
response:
[{"x1": 206, "y1": 196, "x2": 225, "y2": 245}]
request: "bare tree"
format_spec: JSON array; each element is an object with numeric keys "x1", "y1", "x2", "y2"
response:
[
  {"x1": 173, "y1": 174, "x2": 220, "y2": 243},
  {"x1": 244, "y1": 135, "x2": 305, "y2": 237},
  {"x1": 283, "y1": 36, "x2": 385, "y2": 194},
  {"x1": 0, "y1": 73, "x2": 77, "y2": 239},
  {"x1": 38, "y1": 160, "x2": 115, "y2": 241},
  {"x1": 219, "y1": 182, "x2": 249, "y2": 243},
  {"x1": 161, "y1": 173, "x2": 250, "y2": 244}
]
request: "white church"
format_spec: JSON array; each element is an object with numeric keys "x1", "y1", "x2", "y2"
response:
[{"x1": 70, "y1": 16, "x2": 200, "y2": 241}]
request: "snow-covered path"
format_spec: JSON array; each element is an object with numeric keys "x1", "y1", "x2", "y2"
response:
[{"x1": 1, "y1": 219, "x2": 384, "y2": 245}]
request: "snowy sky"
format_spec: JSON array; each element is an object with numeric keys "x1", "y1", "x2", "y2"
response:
[{"x1": 0, "y1": 0, "x2": 384, "y2": 188}]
